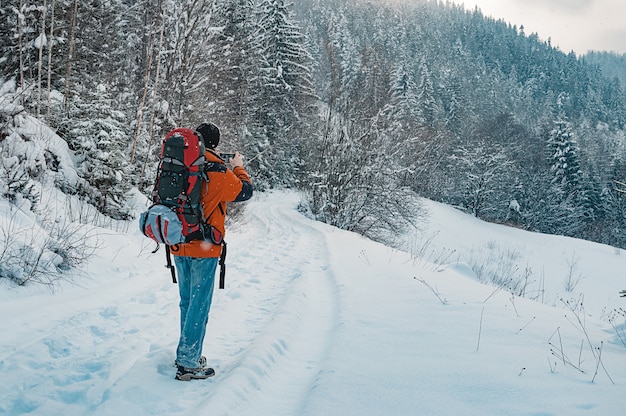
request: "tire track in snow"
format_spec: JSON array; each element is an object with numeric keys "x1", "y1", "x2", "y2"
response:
[
  {"x1": 0, "y1": 192, "x2": 340, "y2": 416},
  {"x1": 198, "y1": 192, "x2": 341, "y2": 415}
]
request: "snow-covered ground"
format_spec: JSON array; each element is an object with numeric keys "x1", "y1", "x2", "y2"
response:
[{"x1": 1, "y1": 190, "x2": 625, "y2": 416}]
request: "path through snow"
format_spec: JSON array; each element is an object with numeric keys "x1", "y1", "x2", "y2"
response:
[
  {"x1": 0, "y1": 192, "x2": 339, "y2": 416},
  {"x1": 2, "y1": 191, "x2": 626, "y2": 416}
]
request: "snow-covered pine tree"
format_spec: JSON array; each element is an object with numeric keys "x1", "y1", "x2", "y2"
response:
[
  {"x1": 205, "y1": 0, "x2": 258, "y2": 149},
  {"x1": 541, "y1": 98, "x2": 590, "y2": 235},
  {"x1": 548, "y1": 119, "x2": 582, "y2": 199},
  {"x1": 61, "y1": 85, "x2": 132, "y2": 220},
  {"x1": 253, "y1": 0, "x2": 317, "y2": 187},
  {"x1": 416, "y1": 56, "x2": 440, "y2": 128},
  {"x1": 159, "y1": 0, "x2": 217, "y2": 126},
  {"x1": 324, "y1": 10, "x2": 362, "y2": 114},
  {"x1": 384, "y1": 62, "x2": 419, "y2": 133}
]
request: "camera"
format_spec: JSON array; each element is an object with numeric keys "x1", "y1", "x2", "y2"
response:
[{"x1": 219, "y1": 153, "x2": 235, "y2": 162}]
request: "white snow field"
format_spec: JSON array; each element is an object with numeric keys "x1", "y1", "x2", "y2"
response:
[{"x1": 1, "y1": 190, "x2": 625, "y2": 416}]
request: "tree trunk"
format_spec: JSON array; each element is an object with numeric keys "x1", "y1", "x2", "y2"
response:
[
  {"x1": 63, "y1": 0, "x2": 78, "y2": 110},
  {"x1": 46, "y1": 0, "x2": 55, "y2": 119},
  {"x1": 140, "y1": 3, "x2": 167, "y2": 182},
  {"x1": 37, "y1": 0, "x2": 48, "y2": 118},
  {"x1": 130, "y1": 31, "x2": 155, "y2": 164},
  {"x1": 18, "y1": 0, "x2": 24, "y2": 96}
]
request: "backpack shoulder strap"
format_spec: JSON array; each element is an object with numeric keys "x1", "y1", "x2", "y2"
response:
[
  {"x1": 165, "y1": 245, "x2": 177, "y2": 284},
  {"x1": 204, "y1": 162, "x2": 227, "y2": 174}
]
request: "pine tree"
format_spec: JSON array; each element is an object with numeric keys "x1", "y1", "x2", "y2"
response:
[
  {"x1": 0, "y1": 1, "x2": 37, "y2": 84},
  {"x1": 415, "y1": 56, "x2": 440, "y2": 127},
  {"x1": 547, "y1": 116, "x2": 582, "y2": 199},
  {"x1": 61, "y1": 85, "x2": 131, "y2": 219},
  {"x1": 542, "y1": 98, "x2": 592, "y2": 234},
  {"x1": 205, "y1": 0, "x2": 258, "y2": 148},
  {"x1": 385, "y1": 62, "x2": 419, "y2": 132},
  {"x1": 254, "y1": 0, "x2": 318, "y2": 187},
  {"x1": 159, "y1": 0, "x2": 217, "y2": 126},
  {"x1": 324, "y1": 10, "x2": 361, "y2": 113}
]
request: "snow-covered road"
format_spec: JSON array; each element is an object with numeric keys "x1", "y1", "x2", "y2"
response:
[
  {"x1": 2, "y1": 190, "x2": 626, "y2": 416},
  {"x1": 0, "y1": 192, "x2": 341, "y2": 416}
]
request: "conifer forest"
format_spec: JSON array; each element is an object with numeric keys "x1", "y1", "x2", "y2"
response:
[{"x1": 2, "y1": 0, "x2": 626, "y2": 248}]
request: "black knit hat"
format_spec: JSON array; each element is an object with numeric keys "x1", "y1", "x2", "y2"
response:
[{"x1": 196, "y1": 122, "x2": 220, "y2": 149}]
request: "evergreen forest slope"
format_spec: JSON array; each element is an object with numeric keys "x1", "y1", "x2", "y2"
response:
[{"x1": 2, "y1": 0, "x2": 626, "y2": 265}]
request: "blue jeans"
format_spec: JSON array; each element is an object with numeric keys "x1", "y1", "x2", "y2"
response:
[{"x1": 173, "y1": 256, "x2": 218, "y2": 368}]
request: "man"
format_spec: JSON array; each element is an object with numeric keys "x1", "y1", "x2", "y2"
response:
[{"x1": 170, "y1": 122, "x2": 252, "y2": 381}]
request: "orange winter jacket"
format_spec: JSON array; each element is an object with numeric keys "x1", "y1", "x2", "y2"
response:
[{"x1": 170, "y1": 150, "x2": 252, "y2": 258}]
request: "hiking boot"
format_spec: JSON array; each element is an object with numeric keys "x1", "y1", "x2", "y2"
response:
[
  {"x1": 175, "y1": 365, "x2": 215, "y2": 381},
  {"x1": 174, "y1": 356, "x2": 207, "y2": 368}
]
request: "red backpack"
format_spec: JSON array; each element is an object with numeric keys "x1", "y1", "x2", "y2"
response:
[
  {"x1": 140, "y1": 128, "x2": 207, "y2": 245},
  {"x1": 139, "y1": 127, "x2": 228, "y2": 284}
]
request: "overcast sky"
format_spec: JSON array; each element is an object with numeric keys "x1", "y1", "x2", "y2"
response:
[{"x1": 461, "y1": 0, "x2": 626, "y2": 55}]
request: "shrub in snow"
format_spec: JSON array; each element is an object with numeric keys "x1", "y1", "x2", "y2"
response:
[{"x1": 0, "y1": 81, "x2": 102, "y2": 286}]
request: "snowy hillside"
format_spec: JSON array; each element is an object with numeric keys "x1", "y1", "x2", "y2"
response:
[{"x1": 1, "y1": 190, "x2": 625, "y2": 416}]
